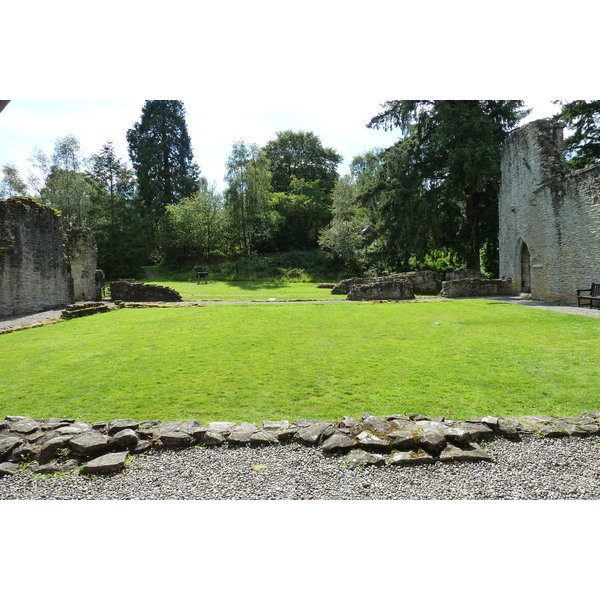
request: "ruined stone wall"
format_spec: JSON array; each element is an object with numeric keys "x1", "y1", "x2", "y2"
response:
[
  {"x1": 499, "y1": 119, "x2": 600, "y2": 302},
  {"x1": 0, "y1": 197, "x2": 73, "y2": 317},
  {"x1": 65, "y1": 228, "x2": 99, "y2": 301}
]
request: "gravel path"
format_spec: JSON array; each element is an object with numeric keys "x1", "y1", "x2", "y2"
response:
[
  {"x1": 2, "y1": 436, "x2": 599, "y2": 500},
  {"x1": 0, "y1": 308, "x2": 63, "y2": 332}
]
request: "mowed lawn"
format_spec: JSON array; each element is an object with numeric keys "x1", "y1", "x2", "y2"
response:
[
  {"x1": 142, "y1": 279, "x2": 336, "y2": 302},
  {"x1": 1, "y1": 300, "x2": 599, "y2": 423}
]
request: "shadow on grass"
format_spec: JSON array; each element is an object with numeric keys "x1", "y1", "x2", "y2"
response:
[{"x1": 215, "y1": 280, "x2": 294, "y2": 291}]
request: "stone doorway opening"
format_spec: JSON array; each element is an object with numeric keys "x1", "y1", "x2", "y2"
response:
[{"x1": 519, "y1": 241, "x2": 531, "y2": 294}]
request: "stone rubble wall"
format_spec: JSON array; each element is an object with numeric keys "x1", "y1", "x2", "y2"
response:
[
  {"x1": 1, "y1": 411, "x2": 598, "y2": 477},
  {"x1": 0, "y1": 197, "x2": 73, "y2": 317},
  {"x1": 65, "y1": 228, "x2": 100, "y2": 301},
  {"x1": 499, "y1": 119, "x2": 600, "y2": 302},
  {"x1": 441, "y1": 278, "x2": 511, "y2": 298},
  {"x1": 333, "y1": 271, "x2": 443, "y2": 298},
  {"x1": 347, "y1": 278, "x2": 415, "y2": 301},
  {"x1": 109, "y1": 280, "x2": 182, "y2": 303}
]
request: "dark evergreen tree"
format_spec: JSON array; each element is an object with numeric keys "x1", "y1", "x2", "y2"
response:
[
  {"x1": 363, "y1": 100, "x2": 529, "y2": 273},
  {"x1": 88, "y1": 141, "x2": 149, "y2": 278},
  {"x1": 126, "y1": 100, "x2": 202, "y2": 229},
  {"x1": 555, "y1": 100, "x2": 600, "y2": 169}
]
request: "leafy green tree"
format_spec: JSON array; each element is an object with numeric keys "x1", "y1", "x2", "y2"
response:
[
  {"x1": 160, "y1": 183, "x2": 227, "y2": 266},
  {"x1": 555, "y1": 100, "x2": 600, "y2": 169},
  {"x1": 31, "y1": 135, "x2": 95, "y2": 227},
  {"x1": 261, "y1": 131, "x2": 342, "y2": 251},
  {"x1": 126, "y1": 100, "x2": 202, "y2": 229},
  {"x1": 87, "y1": 141, "x2": 148, "y2": 278},
  {"x1": 262, "y1": 130, "x2": 342, "y2": 195},
  {"x1": 318, "y1": 173, "x2": 370, "y2": 272},
  {"x1": 0, "y1": 164, "x2": 28, "y2": 198},
  {"x1": 224, "y1": 141, "x2": 273, "y2": 254},
  {"x1": 364, "y1": 100, "x2": 529, "y2": 272}
]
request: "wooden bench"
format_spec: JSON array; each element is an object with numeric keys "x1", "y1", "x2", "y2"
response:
[
  {"x1": 196, "y1": 271, "x2": 208, "y2": 284},
  {"x1": 576, "y1": 283, "x2": 600, "y2": 308}
]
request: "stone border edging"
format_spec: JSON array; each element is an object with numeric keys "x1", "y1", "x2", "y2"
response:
[{"x1": 1, "y1": 411, "x2": 599, "y2": 477}]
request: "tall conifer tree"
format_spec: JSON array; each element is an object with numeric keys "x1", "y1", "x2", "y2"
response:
[{"x1": 126, "y1": 100, "x2": 201, "y2": 229}]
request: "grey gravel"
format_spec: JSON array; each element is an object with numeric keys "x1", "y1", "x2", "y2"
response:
[{"x1": 2, "y1": 436, "x2": 599, "y2": 500}]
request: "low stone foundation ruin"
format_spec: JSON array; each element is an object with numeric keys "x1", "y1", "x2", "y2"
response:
[
  {"x1": 347, "y1": 278, "x2": 415, "y2": 301},
  {"x1": 1, "y1": 411, "x2": 598, "y2": 477},
  {"x1": 109, "y1": 280, "x2": 182, "y2": 303},
  {"x1": 334, "y1": 270, "x2": 443, "y2": 299},
  {"x1": 441, "y1": 278, "x2": 511, "y2": 298}
]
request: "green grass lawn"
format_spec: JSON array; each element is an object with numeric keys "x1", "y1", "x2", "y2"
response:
[
  {"x1": 140, "y1": 279, "x2": 336, "y2": 301},
  {"x1": 2, "y1": 299, "x2": 599, "y2": 424}
]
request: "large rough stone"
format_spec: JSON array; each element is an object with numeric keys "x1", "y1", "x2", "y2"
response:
[
  {"x1": 69, "y1": 432, "x2": 109, "y2": 456},
  {"x1": 54, "y1": 424, "x2": 92, "y2": 436},
  {"x1": 228, "y1": 423, "x2": 260, "y2": 445},
  {"x1": 343, "y1": 449, "x2": 385, "y2": 468},
  {"x1": 439, "y1": 443, "x2": 493, "y2": 463},
  {"x1": 356, "y1": 431, "x2": 391, "y2": 453},
  {"x1": 81, "y1": 451, "x2": 128, "y2": 475},
  {"x1": 0, "y1": 436, "x2": 22, "y2": 461},
  {"x1": 158, "y1": 431, "x2": 193, "y2": 447},
  {"x1": 112, "y1": 428, "x2": 140, "y2": 449},
  {"x1": 496, "y1": 419, "x2": 521, "y2": 440},
  {"x1": 203, "y1": 431, "x2": 226, "y2": 446},
  {"x1": 387, "y1": 449, "x2": 436, "y2": 466},
  {"x1": 249, "y1": 431, "x2": 279, "y2": 446},
  {"x1": 362, "y1": 414, "x2": 392, "y2": 435},
  {"x1": 37, "y1": 436, "x2": 72, "y2": 463},
  {"x1": 414, "y1": 428, "x2": 447, "y2": 455},
  {"x1": 387, "y1": 428, "x2": 418, "y2": 450},
  {"x1": 320, "y1": 433, "x2": 358, "y2": 454},
  {"x1": 206, "y1": 422, "x2": 236, "y2": 436},
  {"x1": 0, "y1": 462, "x2": 20, "y2": 476},
  {"x1": 7, "y1": 418, "x2": 40, "y2": 435},
  {"x1": 295, "y1": 422, "x2": 336, "y2": 446},
  {"x1": 33, "y1": 459, "x2": 80, "y2": 474},
  {"x1": 9, "y1": 442, "x2": 36, "y2": 462},
  {"x1": 108, "y1": 419, "x2": 141, "y2": 435}
]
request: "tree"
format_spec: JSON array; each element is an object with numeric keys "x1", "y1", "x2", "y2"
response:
[
  {"x1": 224, "y1": 141, "x2": 273, "y2": 254},
  {"x1": 555, "y1": 100, "x2": 600, "y2": 169},
  {"x1": 262, "y1": 130, "x2": 342, "y2": 195},
  {"x1": 318, "y1": 173, "x2": 370, "y2": 272},
  {"x1": 126, "y1": 100, "x2": 202, "y2": 229},
  {"x1": 87, "y1": 141, "x2": 147, "y2": 278},
  {"x1": 160, "y1": 183, "x2": 226, "y2": 266},
  {"x1": 31, "y1": 135, "x2": 95, "y2": 227},
  {"x1": 0, "y1": 164, "x2": 28, "y2": 198},
  {"x1": 261, "y1": 130, "x2": 342, "y2": 250},
  {"x1": 364, "y1": 100, "x2": 529, "y2": 272}
]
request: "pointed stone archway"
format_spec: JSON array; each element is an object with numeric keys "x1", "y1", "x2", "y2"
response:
[{"x1": 519, "y1": 240, "x2": 531, "y2": 294}]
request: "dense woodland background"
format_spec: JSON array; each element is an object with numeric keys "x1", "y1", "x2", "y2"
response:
[{"x1": 1, "y1": 100, "x2": 598, "y2": 281}]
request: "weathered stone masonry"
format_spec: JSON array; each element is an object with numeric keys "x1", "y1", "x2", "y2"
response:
[
  {"x1": 0, "y1": 197, "x2": 72, "y2": 317},
  {"x1": 0, "y1": 197, "x2": 99, "y2": 317},
  {"x1": 499, "y1": 119, "x2": 600, "y2": 302}
]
